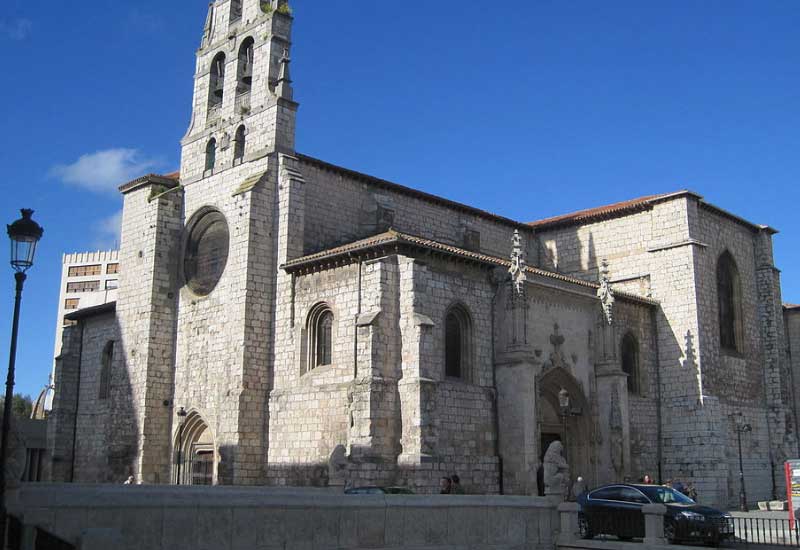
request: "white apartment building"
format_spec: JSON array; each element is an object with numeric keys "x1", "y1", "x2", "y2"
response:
[{"x1": 52, "y1": 250, "x2": 120, "y2": 367}]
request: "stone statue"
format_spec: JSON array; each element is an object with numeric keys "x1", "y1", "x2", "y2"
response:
[
  {"x1": 597, "y1": 259, "x2": 615, "y2": 325},
  {"x1": 543, "y1": 440, "x2": 569, "y2": 500}
]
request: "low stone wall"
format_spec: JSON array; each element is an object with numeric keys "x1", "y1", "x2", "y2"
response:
[{"x1": 9, "y1": 484, "x2": 558, "y2": 550}]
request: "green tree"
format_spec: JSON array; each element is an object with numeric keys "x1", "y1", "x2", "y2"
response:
[{"x1": 0, "y1": 394, "x2": 34, "y2": 419}]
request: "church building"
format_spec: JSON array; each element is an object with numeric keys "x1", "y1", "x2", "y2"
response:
[{"x1": 46, "y1": 0, "x2": 799, "y2": 508}]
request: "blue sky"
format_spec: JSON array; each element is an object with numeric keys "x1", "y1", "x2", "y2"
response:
[{"x1": 1, "y1": 0, "x2": 798, "y2": 398}]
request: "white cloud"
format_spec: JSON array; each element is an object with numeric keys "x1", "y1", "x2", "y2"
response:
[
  {"x1": 0, "y1": 18, "x2": 32, "y2": 41},
  {"x1": 50, "y1": 149, "x2": 160, "y2": 194},
  {"x1": 93, "y1": 211, "x2": 123, "y2": 250}
]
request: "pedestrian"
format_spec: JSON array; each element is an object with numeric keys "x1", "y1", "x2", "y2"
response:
[
  {"x1": 451, "y1": 474, "x2": 465, "y2": 494},
  {"x1": 670, "y1": 479, "x2": 686, "y2": 495},
  {"x1": 440, "y1": 476, "x2": 452, "y2": 494},
  {"x1": 572, "y1": 476, "x2": 586, "y2": 499},
  {"x1": 123, "y1": 475, "x2": 135, "y2": 485},
  {"x1": 642, "y1": 474, "x2": 653, "y2": 484},
  {"x1": 685, "y1": 482, "x2": 698, "y2": 501}
]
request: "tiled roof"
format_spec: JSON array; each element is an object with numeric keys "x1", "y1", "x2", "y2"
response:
[
  {"x1": 282, "y1": 230, "x2": 657, "y2": 306},
  {"x1": 528, "y1": 191, "x2": 697, "y2": 229},
  {"x1": 784, "y1": 304, "x2": 800, "y2": 311}
]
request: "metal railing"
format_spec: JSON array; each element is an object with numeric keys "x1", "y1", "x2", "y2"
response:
[
  {"x1": 729, "y1": 517, "x2": 800, "y2": 547},
  {"x1": 234, "y1": 91, "x2": 251, "y2": 114},
  {"x1": 206, "y1": 102, "x2": 222, "y2": 125}
]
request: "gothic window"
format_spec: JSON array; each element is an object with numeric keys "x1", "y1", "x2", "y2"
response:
[
  {"x1": 237, "y1": 38, "x2": 255, "y2": 95},
  {"x1": 205, "y1": 138, "x2": 217, "y2": 173},
  {"x1": 307, "y1": 304, "x2": 334, "y2": 370},
  {"x1": 184, "y1": 209, "x2": 230, "y2": 296},
  {"x1": 444, "y1": 304, "x2": 472, "y2": 381},
  {"x1": 99, "y1": 341, "x2": 114, "y2": 400},
  {"x1": 717, "y1": 251, "x2": 743, "y2": 353},
  {"x1": 233, "y1": 125, "x2": 246, "y2": 165},
  {"x1": 621, "y1": 332, "x2": 639, "y2": 395},
  {"x1": 208, "y1": 52, "x2": 226, "y2": 109}
]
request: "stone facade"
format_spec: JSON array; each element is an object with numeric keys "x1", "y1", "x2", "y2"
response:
[{"x1": 47, "y1": 0, "x2": 799, "y2": 509}]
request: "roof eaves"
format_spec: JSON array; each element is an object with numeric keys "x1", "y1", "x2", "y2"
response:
[
  {"x1": 118, "y1": 173, "x2": 181, "y2": 194},
  {"x1": 698, "y1": 201, "x2": 778, "y2": 234},
  {"x1": 283, "y1": 231, "x2": 658, "y2": 307},
  {"x1": 64, "y1": 301, "x2": 117, "y2": 321},
  {"x1": 528, "y1": 191, "x2": 700, "y2": 230}
]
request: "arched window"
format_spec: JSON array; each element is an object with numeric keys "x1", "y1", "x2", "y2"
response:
[
  {"x1": 99, "y1": 341, "x2": 114, "y2": 400},
  {"x1": 237, "y1": 38, "x2": 255, "y2": 95},
  {"x1": 717, "y1": 251, "x2": 743, "y2": 353},
  {"x1": 233, "y1": 125, "x2": 246, "y2": 165},
  {"x1": 208, "y1": 52, "x2": 226, "y2": 109},
  {"x1": 229, "y1": 0, "x2": 243, "y2": 22},
  {"x1": 205, "y1": 138, "x2": 217, "y2": 173},
  {"x1": 620, "y1": 333, "x2": 639, "y2": 395},
  {"x1": 444, "y1": 304, "x2": 472, "y2": 381},
  {"x1": 307, "y1": 304, "x2": 334, "y2": 371}
]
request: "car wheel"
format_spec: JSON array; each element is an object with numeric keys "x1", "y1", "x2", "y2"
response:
[
  {"x1": 664, "y1": 520, "x2": 678, "y2": 544},
  {"x1": 578, "y1": 514, "x2": 593, "y2": 540}
]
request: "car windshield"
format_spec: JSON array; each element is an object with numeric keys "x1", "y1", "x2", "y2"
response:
[{"x1": 640, "y1": 486, "x2": 695, "y2": 505}]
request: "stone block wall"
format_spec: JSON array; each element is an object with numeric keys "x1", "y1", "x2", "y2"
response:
[
  {"x1": 297, "y1": 156, "x2": 536, "y2": 262},
  {"x1": 173, "y1": 155, "x2": 273, "y2": 485},
  {"x1": 10, "y1": 484, "x2": 558, "y2": 550},
  {"x1": 536, "y1": 193, "x2": 796, "y2": 506},
  {"x1": 71, "y1": 313, "x2": 121, "y2": 483},
  {"x1": 117, "y1": 179, "x2": 183, "y2": 484}
]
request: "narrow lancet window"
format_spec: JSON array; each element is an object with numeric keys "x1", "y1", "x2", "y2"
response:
[
  {"x1": 208, "y1": 53, "x2": 226, "y2": 110},
  {"x1": 237, "y1": 38, "x2": 255, "y2": 95},
  {"x1": 444, "y1": 304, "x2": 472, "y2": 381},
  {"x1": 307, "y1": 304, "x2": 334, "y2": 371},
  {"x1": 233, "y1": 125, "x2": 246, "y2": 165},
  {"x1": 99, "y1": 341, "x2": 114, "y2": 400},
  {"x1": 621, "y1": 333, "x2": 639, "y2": 395},
  {"x1": 205, "y1": 138, "x2": 217, "y2": 173},
  {"x1": 717, "y1": 251, "x2": 743, "y2": 353}
]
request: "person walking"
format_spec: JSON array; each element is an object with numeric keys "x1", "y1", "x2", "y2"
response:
[
  {"x1": 439, "y1": 476, "x2": 452, "y2": 494},
  {"x1": 451, "y1": 474, "x2": 465, "y2": 494}
]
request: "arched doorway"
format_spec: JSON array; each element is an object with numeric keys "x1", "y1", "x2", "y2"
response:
[
  {"x1": 538, "y1": 367, "x2": 594, "y2": 491},
  {"x1": 174, "y1": 411, "x2": 216, "y2": 485}
]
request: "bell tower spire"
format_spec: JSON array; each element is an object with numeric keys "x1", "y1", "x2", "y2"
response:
[{"x1": 180, "y1": 0, "x2": 298, "y2": 182}]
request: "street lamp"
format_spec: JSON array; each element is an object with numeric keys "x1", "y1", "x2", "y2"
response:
[
  {"x1": 734, "y1": 414, "x2": 752, "y2": 512},
  {"x1": 559, "y1": 388, "x2": 570, "y2": 464},
  {"x1": 176, "y1": 407, "x2": 188, "y2": 485},
  {"x1": 1, "y1": 209, "x2": 43, "y2": 542}
]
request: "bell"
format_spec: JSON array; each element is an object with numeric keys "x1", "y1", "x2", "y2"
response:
[
  {"x1": 240, "y1": 62, "x2": 253, "y2": 86},
  {"x1": 213, "y1": 80, "x2": 225, "y2": 99}
]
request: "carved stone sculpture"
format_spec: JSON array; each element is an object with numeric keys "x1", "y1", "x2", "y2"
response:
[
  {"x1": 508, "y1": 230, "x2": 527, "y2": 296},
  {"x1": 597, "y1": 259, "x2": 615, "y2": 325},
  {"x1": 543, "y1": 440, "x2": 569, "y2": 500}
]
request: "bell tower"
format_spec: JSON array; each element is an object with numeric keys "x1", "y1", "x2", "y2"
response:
[{"x1": 180, "y1": 0, "x2": 297, "y2": 181}]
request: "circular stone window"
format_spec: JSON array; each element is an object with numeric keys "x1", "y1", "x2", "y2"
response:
[{"x1": 184, "y1": 209, "x2": 230, "y2": 296}]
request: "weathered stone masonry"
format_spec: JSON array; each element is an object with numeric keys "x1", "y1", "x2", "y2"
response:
[{"x1": 48, "y1": 0, "x2": 800, "y2": 509}]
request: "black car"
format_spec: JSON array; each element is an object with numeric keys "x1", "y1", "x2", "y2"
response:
[
  {"x1": 344, "y1": 486, "x2": 415, "y2": 495},
  {"x1": 577, "y1": 483, "x2": 734, "y2": 545}
]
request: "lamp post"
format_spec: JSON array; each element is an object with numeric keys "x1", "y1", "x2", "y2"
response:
[
  {"x1": 735, "y1": 414, "x2": 752, "y2": 512},
  {"x1": 176, "y1": 407, "x2": 188, "y2": 485},
  {"x1": 1, "y1": 209, "x2": 43, "y2": 544},
  {"x1": 559, "y1": 388, "x2": 570, "y2": 465}
]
